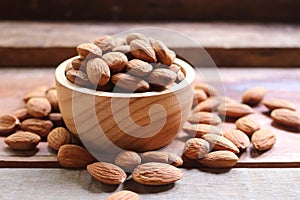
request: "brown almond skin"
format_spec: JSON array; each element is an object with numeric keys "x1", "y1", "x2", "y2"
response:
[
  {"x1": 47, "y1": 127, "x2": 71, "y2": 151},
  {"x1": 58, "y1": 144, "x2": 96, "y2": 168},
  {"x1": 4, "y1": 131, "x2": 41, "y2": 150},
  {"x1": 188, "y1": 112, "x2": 222, "y2": 125},
  {"x1": 94, "y1": 35, "x2": 116, "y2": 52},
  {"x1": 0, "y1": 114, "x2": 19, "y2": 135},
  {"x1": 132, "y1": 162, "x2": 183, "y2": 186},
  {"x1": 194, "y1": 83, "x2": 218, "y2": 97},
  {"x1": 146, "y1": 68, "x2": 177, "y2": 87},
  {"x1": 46, "y1": 89, "x2": 60, "y2": 112},
  {"x1": 23, "y1": 85, "x2": 47, "y2": 102},
  {"x1": 106, "y1": 190, "x2": 139, "y2": 200},
  {"x1": 126, "y1": 59, "x2": 153, "y2": 77},
  {"x1": 251, "y1": 129, "x2": 276, "y2": 151},
  {"x1": 87, "y1": 162, "x2": 127, "y2": 185},
  {"x1": 111, "y1": 73, "x2": 150, "y2": 92},
  {"x1": 86, "y1": 58, "x2": 111, "y2": 87},
  {"x1": 224, "y1": 129, "x2": 250, "y2": 151},
  {"x1": 192, "y1": 97, "x2": 221, "y2": 112},
  {"x1": 114, "y1": 151, "x2": 141, "y2": 172},
  {"x1": 199, "y1": 150, "x2": 239, "y2": 168},
  {"x1": 20, "y1": 118, "x2": 53, "y2": 137},
  {"x1": 71, "y1": 57, "x2": 85, "y2": 71},
  {"x1": 183, "y1": 123, "x2": 223, "y2": 137},
  {"x1": 102, "y1": 52, "x2": 128, "y2": 73},
  {"x1": 202, "y1": 134, "x2": 240, "y2": 154},
  {"x1": 271, "y1": 109, "x2": 300, "y2": 128},
  {"x1": 183, "y1": 138, "x2": 210, "y2": 160},
  {"x1": 126, "y1": 33, "x2": 149, "y2": 44},
  {"x1": 140, "y1": 151, "x2": 183, "y2": 167},
  {"x1": 13, "y1": 108, "x2": 31, "y2": 121},
  {"x1": 152, "y1": 40, "x2": 176, "y2": 65},
  {"x1": 76, "y1": 43, "x2": 102, "y2": 58},
  {"x1": 26, "y1": 97, "x2": 52, "y2": 118},
  {"x1": 236, "y1": 116, "x2": 261, "y2": 136},
  {"x1": 242, "y1": 87, "x2": 266, "y2": 106},
  {"x1": 130, "y1": 39, "x2": 157, "y2": 63},
  {"x1": 66, "y1": 69, "x2": 91, "y2": 87},
  {"x1": 262, "y1": 99, "x2": 296, "y2": 111},
  {"x1": 217, "y1": 103, "x2": 254, "y2": 118},
  {"x1": 193, "y1": 89, "x2": 208, "y2": 106}
]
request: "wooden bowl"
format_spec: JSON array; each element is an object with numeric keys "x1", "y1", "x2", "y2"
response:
[{"x1": 55, "y1": 57, "x2": 195, "y2": 153}]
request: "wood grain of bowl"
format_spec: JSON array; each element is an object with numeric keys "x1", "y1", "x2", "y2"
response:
[{"x1": 55, "y1": 57, "x2": 195, "y2": 153}]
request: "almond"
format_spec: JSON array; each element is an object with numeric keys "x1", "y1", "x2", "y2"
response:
[
  {"x1": 112, "y1": 45, "x2": 131, "y2": 54},
  {"x1": 106, "y1": 190, "x2": 139, "y2": 200},
  {"x1": 111, "y1": 73, "x2": 150, "y2": 92},
  {"x1": 192, "y1": 97, "x2": 221, "y2": 112},
  {"x1": 114, "y1": 37, "x2": 127, "y2": 46},
  {"x1": 198, "y1": 150, "x2": 239, "y2": 168},
  {"x1": 87, "y1": 162, "x2": 127, "y2": 185},
  {"x1": 242, "y1": 87, "x2": 266, "y2": 106},
  {"x1": 202, "y1": 134, "x2": 240, "y2": 154},
  {"x1": 0, "y1": 114, "x2": 19, "y2": 135},
  {"x1": 130, "y1": 39, "x2": 157, "y2": 63},
  {"x1": 13, "y1": 108, "x2": 31, "y2": 121},
  {"x1": 20, "y1": 118, "x2": 53, "y2": 137},
  {"x1": 57, "y1": 144, "x2": 96, "y2": 168},
  {"x1": 102, "y1": 52, "x2": 128, "y2": 73},
  {"x1": 236, "y1": 116, "x2": 260, "y2": 136},
  {"x1": 168, "y1": 63, "x2": 181, "y2": 73},
  {"x1": 86, "y1": 57, "x2": 111, "y2": 87},
  {"x1": 65, "y1": 62, "x2": 74, "y2": 72},
  {"x1": 183, "y1": 123, "x2": 223, "y2": 137},
  {"x1": 26, "y1": 97, "x2": 52, "y2": 118},
  {"x1": 192, "y1": 89, "x2": 208, "y2": 106},
  {"x1": 71, "y1": 57, "x2": 85, "y2": 71},
  {"x1": 66, "y1": 69, "x2": 91, "y2": 87},
  {"x1": 114, "y1": 151, "x2": 141, "y2": 172},
  {"x1": 183, "y1": 138, "x2": 210, "y2": 160},
  {"x1": 132, "y1": 162, "x2": 183, "y2": 185},
  {"x1": 217, "y1": 103, "x2": 254, "y2": 118},
  {"x1": 126, "y1": 33, "x2": 149, "y2": 44},
  {"x1": 177, "y1": 70, "x2": 185, "y2": 82},
  {"x1": 152, "y1": 40, "x2": 176, "y2": 65},
  {"x1": 48, "y1": 113, "x2": 65, "y2": 127},
  {"x1": 251, "y1": 129, "x2": 276, "y2": 151},
  {"x1": 47, "y1": 127, "x2": 71, "y2": 151},
  {"x1": 4, "y1": 131, "x2": 41, "y2": 150},
  {"x1": 194, "y1": 83, "x2": 218, "y2": 97},
  {"x1": 23, "y1": 85, "x2": 47, "y2": 102},
  {"x1": 224, "y1": 130, "x2": 250, "y2": 151},
  {"x1": 126, "y1": 59, "x2": 153, "y2": 77},
  {"x1": 146, "y1": 68, "x2": 177, "y2": 87},
  {"x1": 94, "y1": 35, "x2": 116, "y2": 52},
  {"x1": 77, "y1": 43, "x2": 102, "y2": 58},
  {"x1": 188, "y1": 112, "x2": 222, "y2": 125},
  {"x1": 271, "y1": 109, "x2": 300, "y2": 128},
  {"x1": 262, "y1": 99, "x2": 296, "y2": 111},
  {"x1": 140, "y1": 151, "x2": 183, "y2": 167},
  {"x1": 46, "y1": 89, "x2": 60, "y2": 112}
]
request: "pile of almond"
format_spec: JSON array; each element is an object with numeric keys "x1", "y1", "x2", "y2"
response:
[{"x1": 65, "y1": 33, "x2": 185, "y2": 92}]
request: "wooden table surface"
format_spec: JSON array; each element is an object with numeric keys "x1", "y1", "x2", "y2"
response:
[{"x1": 0, "y1": 67, "x2": 299, "y2": 199}]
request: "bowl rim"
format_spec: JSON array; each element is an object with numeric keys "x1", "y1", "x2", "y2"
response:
[{"x1": 55, "y1": 56, "x2": 195, "y2": 98}]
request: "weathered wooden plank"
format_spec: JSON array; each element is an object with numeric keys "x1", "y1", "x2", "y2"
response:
[
  {"x1": 0, "y1": 168, "x2": 299, "y2": 199},
  {"x1": 1, "y1": 0, "x2": 300, "y2": 22}
]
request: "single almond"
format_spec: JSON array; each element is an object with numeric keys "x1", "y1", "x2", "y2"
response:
[
  {"x1": 168, "y1": 63, "x2": 181, "y2": 73},
  {"x1": 47, "y1": 127, "x2": 71, "y2": 151},
  {"x1": 194, "y1": 83, "x2": 218, "y2": 97},
  {"x1": 262, "y1": 99, "x2": 296, "y2": 111},
  {"x1": 102, "y1": 52, "x2": 128, "y2": 73},
  {"x1": 188, "y1": 112, "x2": 222, "y2": 125},
  {"x1": 106, "y1": 190, "x2": 139, "y2": 200},
  {"x1": 242, "y1": 87, "x2": 266, "y2": 106},
  {"x1": 251, "y1": 129, "x2": 276, "y2": 151},
  {"x1": 66, "y1": 69, "x2": 91, "y2": 87},
  {"x1": 23, "y1": 85, "x2": 47, "y2": 102},
  {"x1": 114, "y1": 151, "x2": 141, "y2": 172},
  {"x1": 202, "y1": 134, "x2": 240, "y2": 154},
  {"x1": 192, "y1": 89, "x2": 208, "y2": 106},
  {"x1": 0, "y1": 114, "x2": 19, "y2": 135},
  {"x1": 198, "y1": 150, "x2": 239, "y2": 168},
  {"x1": 192, "y1": 97, "x2": 221, "y2": 112},
  {"x1": 4, "y1": 131, "x2": 41, "y2": 150},
  {"x1": 146, "y1": 68, "x2": 177, "y2": 87},
  {"x1": 271, "y1": 109, "x2": 300, "y2": 128},
  {"x1": 94, "y1": 35, "x2": 116, "y2": 52},
  {"x1": 57, "y1": 144, "x2": 96, "y2": 168},
  {"x1": 20, "y1": 118, "x2": 53, "y2": 137},
  {"x1": 126, "y1": 59, "x2": 153, "y2": 77},
  {"x1": 183, "y1": 138, "x2": 210, "y2": 160},
  {"x1": 126, "y1": 33, "x2": 149, "y2": 44},
  {"x1": 71, "y1": 57, "x2": 85, "y2": 71},
  {"x1": 132, "y1": 162, "x2": 183, "y2": 186},
  {"x1": 46, "y1": 89, "x2": 60, "y2": 112},
  {"x1": 111, "y1": 73, "x2": 150, "y2": 92},
  {"x1": 183, "y1": 123, "x2": 223, "y2": 137},
  {"x1": 152, "y1": 40, "x2": 176, "y2": 65},
  {"x1": 112, "y1": 45, "x2": 131, "y2": 55},
  {"x1": 224, "y1": 129, "x2": 250, "y2": 151},
  {"x1": 86, "y1": 57, "x2": 111, "y2": 87},
  {"x1": 26, "y1": 97, "x2": 52, "y2": 118},
  {"x1": 87, "y1": 162, "x2": 127, "y2": 185},
  {"x1": 130, "y1": 39, "x2": 157, "y2": 63},
  {"x1": 140, "y1": 151, "x2": 183, "y2": 167},
  {"x1": 236, "y1": 116, "x2": 260, "y2": 136},
  {"x1": 77, "y1": 43, "x2": 102, "y2": 58},
  {"x1": 48, "y1": 113, "x2": 65, "y2": 127},
  {"x1": 13, "y1": 108, "x2": 31, "y2": 121},
  {"x1": 217, "y1": 103, "x2": 254, "y2": 118}
]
